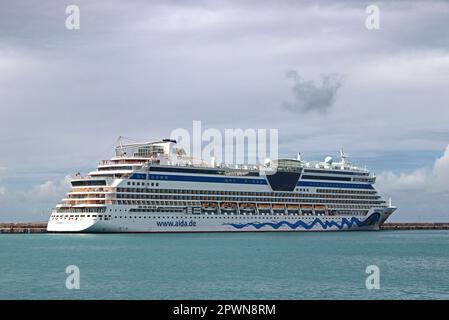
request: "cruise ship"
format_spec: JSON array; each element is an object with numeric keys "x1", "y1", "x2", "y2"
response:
[{"x1": 47, "y1": 139, "x2": 396, "y2": 232}]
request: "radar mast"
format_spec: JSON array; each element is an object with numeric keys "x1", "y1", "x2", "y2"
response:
[{"x1": 340, "y1": 147, "x2": 349, "y2": 165}]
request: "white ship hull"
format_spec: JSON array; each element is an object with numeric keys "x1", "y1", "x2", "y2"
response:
[{"x1": 47, "y1": 207, "x2": 395, "y2": 233}]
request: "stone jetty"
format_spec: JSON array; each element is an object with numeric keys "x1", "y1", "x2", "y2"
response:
[
  {"x1": 0, "y1": 222, "x2": 47, "y2": 233},
  {"x1": 380, "y1": 222, "x2": 449, "y2": 230}
]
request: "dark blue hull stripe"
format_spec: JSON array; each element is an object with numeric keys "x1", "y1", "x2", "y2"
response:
[
  {"x1": 130, "y1": 173, "x2": 374, "y2": 189},
  {"x1": 131, "y1": 173, "x2": 268, "y2": 185},
  {"x1": 297, "y1": 181, "x2": 374, "y2": 189}
]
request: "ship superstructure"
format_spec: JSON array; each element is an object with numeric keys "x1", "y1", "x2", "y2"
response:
[{"x1": 47, "y1": 139, "x2": 396, "y2": 232}]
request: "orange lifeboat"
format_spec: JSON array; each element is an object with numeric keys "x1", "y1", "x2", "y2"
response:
[{"x1": 220, "y1": 202, "x2": 237, "y2": 209}]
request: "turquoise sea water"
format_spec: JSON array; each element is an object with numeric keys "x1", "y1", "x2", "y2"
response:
[{"x1": 0, "y1": 230, "x2": 449, "y2": 299}]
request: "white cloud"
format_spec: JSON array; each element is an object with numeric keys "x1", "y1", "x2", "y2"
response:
[
  {"x1": 377, "y1": 169, "x2": 428, "y2": 192},
  {"x1": 26, "y1": 175, "x2": 71, "y2": 201},
  {"x1": 434, "y1": 145, "x2": 449, "y2": 183},
  {"x1": 0, "y1": 175, "x2": 71, "y2": 222},
  {"x1": 377, "y1": 144, "x2": 449, "y2": 193},
  {"x1": 376, "y1": 144, "x2": 449, "y2": 221}
]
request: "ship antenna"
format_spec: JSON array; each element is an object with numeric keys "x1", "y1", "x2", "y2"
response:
[
  {"x1": 118, "y1": 136, "x2": 124, "y2": 157},
  {"x1": 340, "y1": 147, "x2": 348, "y2": 165}
]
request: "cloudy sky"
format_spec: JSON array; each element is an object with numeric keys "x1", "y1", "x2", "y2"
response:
[{"x1": 0, "y1": 0, "x2": 448, "y2": 222}]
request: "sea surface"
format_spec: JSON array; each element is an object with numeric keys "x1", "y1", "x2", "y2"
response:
[{"x1": 1, "y1": 230, "x2": 449, "y2": 299}]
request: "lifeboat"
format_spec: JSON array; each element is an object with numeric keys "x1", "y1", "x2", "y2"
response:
[
  {"x1": 239, "y1": 203, "x2": 256, "y2": 209},
  {"x1": 272, "y1": 204, "x2": 285, "y2": 209},
  {"x1": 220, "y1": 202, "x2": 237, "y2": 209},
  {"x1": 201, "y1": 202, "x2": 217, "y2": 207}
]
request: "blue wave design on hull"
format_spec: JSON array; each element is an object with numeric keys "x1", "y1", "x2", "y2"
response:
[{"x1": 223, "y1": 213, "x2": 380, "y2": 230}]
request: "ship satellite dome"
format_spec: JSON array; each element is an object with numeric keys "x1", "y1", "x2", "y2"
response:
[
  {"x1": 264, "y1": 158, "x2": 271, "y2": 166},
  {"x1": 324, "y1": 156, "x2": 333, "y2": 164}
]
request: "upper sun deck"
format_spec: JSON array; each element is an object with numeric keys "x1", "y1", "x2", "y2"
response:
[
  {"x1": 115, "y1": 139, "x2": 177, "y2": 159},
  {"x1": 302, "y1": 161, "x2": 369, "y2": 173},
  {"x1": 74, "y1": 138, "x2": 372, "y2": 180},
  {"x1": 99, "y1": 158, "x2": 149, "y2": 165}
]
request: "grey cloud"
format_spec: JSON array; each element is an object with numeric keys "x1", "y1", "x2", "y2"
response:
[
  {"x1": 283, "y1": 70, "x2": 343, "y2": 114},
  {"x1": 0, "y1": 0, "x2": 449, "y2": 220}
]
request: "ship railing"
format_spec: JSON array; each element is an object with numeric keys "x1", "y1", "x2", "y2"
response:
[
  {"x1": 71, "y1": 175, "x2": 99, "y2": 180},
  {"x1": 99, "y1": 159, "x2": 150, "y2": 165}
]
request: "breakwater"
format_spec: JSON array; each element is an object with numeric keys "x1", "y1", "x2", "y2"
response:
[
  {"x1": 380, "y1": 223, "x2": 449, "y2": 230},
  {"x1": 0, "y1": 223, "x2": 47, "y2": 233}
]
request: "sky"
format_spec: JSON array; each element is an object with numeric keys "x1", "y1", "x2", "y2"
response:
[{"x1": 0, "y1": 0, "x2": 448, "y2": 222}]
